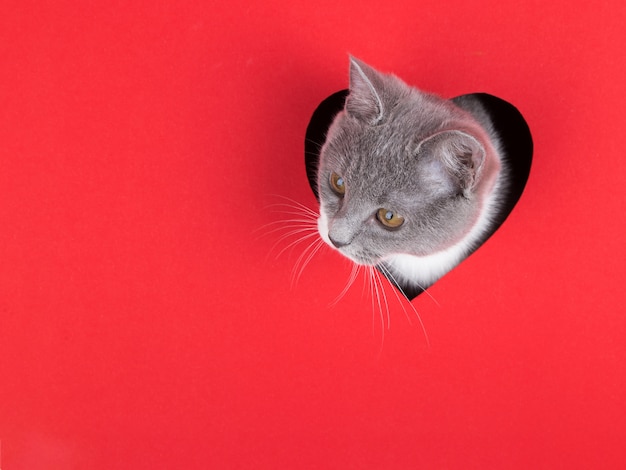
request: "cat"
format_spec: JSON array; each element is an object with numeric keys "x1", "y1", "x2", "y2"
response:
[{"x1": 306, "y1": 58, "x2": 532, "y2": 300}]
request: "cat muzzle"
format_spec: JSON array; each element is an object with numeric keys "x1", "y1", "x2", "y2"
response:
[{"x1": 328, "y1": 234, "x2": 350, "y2": 248}]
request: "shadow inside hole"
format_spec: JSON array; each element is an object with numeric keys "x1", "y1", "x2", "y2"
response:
[{"x1": 305, "y1": 89, "x2": 533, "y2": 299}]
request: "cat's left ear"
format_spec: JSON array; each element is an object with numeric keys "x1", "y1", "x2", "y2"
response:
[
  {"x1": 417, "y1": 130, "x2": 486, "y2": 193},
  {"x1": 345, "y1": 57, "x2": 385, "y2": 125}
]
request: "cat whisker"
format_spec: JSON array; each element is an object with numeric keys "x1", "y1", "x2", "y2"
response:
[
  {"x1": 366, "y1": 267, "x2": 376, "y2": 339},
  {"x1": 377, "y1": 264, "x2": 413, "y2": 319},
  {"x1": 258, "y1": 197, "x2": 319, "y2": 236},
  {"x1": 267, "y1": 195, "x2": 320, "y2": 219},
  {"x1": 329, "y1": 263, "x2": 361, "y2": 308},
  {"x1": 258, "y1": 220, "x2": 318, "y2": 240},
  {"x1": 264, "y1": 210, "x2": 318, "y2": 221},
  {"x1": 378, "y1": 264, "x2": 431, "y2": 347},
  {"x1": 257, "y1": 194, "x2": 327, "y2": 287},
  {"x1": 263, "y1": 206, "x2": 319, "y2": 222},
  {"x1": 375, "y1": 260, "x2": 440, "y2": 308},
  {"x1": 291, "y1": 237, "x2": 325, "y2": 287},
  {"x1": 373, "y1": 268, "x2": 391, "y2": 330},
  {"x1": 360, "y1": 264, "x2": 371, "y2": 301},
  {"x1": 254, "y1": 219, "x2": 318, "y2": 240},
  {"x1": 275, "y1": 230, "x2": 320, "y2": 260},
  {"x1": 261, "y1": 191, "x2": 432, "y2": 348},
  {"x1": 368, "y1": 266, "x2": 386, "y2": 348},
  {"x1": 256, "y1": 201, "x2": 318, "y2": 253},
  {"x1": 289, "y1": 237, "x2": 319, "y2": 284},
  {"x1": 409, "y1": 278, "x2": 440, "y2": 308},
  {"x1": 374, "y1": 267, "x2": 394, "y2": 357}
]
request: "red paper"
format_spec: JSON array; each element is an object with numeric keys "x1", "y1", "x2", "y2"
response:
[{"x1": 1, "y1": 1, "x2": 625, "y2": 468}]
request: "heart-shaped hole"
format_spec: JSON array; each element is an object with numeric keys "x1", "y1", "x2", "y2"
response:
[{"x1": 305, "y1": 89, "x2": 532, "y2": 300}]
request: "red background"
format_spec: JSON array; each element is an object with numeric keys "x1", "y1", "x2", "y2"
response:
[{"x1": 1, "y1": 1, "x2": 625, "y2": 468}]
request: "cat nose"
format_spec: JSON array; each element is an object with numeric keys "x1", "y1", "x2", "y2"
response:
[{"x1": 329, "y1": 234, "x2": 350, "y2": 248}]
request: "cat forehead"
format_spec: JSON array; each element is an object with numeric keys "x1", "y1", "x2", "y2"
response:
[
  {"x1": 323, "y1": 119, "x2": 431, "y2": 177},
  {"x1": 323, "y1": 148, "x2": 430, "y2": 198},
  {"x1": 335, "y1": 92, "x2": 456, "y2": 142}
]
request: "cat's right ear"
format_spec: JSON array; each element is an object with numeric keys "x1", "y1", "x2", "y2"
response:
[
  {"x1": 345, "y1": 57, "x2": 384, "y2": 125},
  {"x1": 417, "y1": 131, "x2": 486, "y2": 194}
]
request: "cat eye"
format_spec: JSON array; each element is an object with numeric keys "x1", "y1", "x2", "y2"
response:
[
  {"x1": 330, "y1": 172, "x2": 346, "y2": 196},
  {"x1": 377, "y1": 208, "x2": 405, "y2": 229}
]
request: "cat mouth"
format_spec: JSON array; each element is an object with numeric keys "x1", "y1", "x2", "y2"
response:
[
  {"x1": 342, "y1": 252, "x2": 376, "y2": 265},
  {"x1": 327, "y1": 242, "x2": 380, "y2": 266}
]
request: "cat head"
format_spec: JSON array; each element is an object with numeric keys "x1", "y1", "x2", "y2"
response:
[{"x1": 317, "y1": 58, "x2": 500, "y2": 266}]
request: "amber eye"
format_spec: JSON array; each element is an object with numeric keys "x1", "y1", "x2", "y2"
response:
[
  {"x1": 377, "y1": 208, "x2": 405, "y2": 229},
  {"x1": 330, "y1": 172, "x2": 346, "y2": 195}
]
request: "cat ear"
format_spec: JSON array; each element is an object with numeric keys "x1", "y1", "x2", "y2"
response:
[
  {"x1": 417, "y1": 131, "x2": 485, "y2": 193},
  {"x1": 345, "y1": 57, "x2": 385, "y2": 125}
]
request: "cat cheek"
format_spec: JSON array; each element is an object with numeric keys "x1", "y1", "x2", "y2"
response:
[{"x1": 317, "y1": 209, "x2": 332, "y2": 246}]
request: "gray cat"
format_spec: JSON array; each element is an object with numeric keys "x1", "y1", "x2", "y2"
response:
[{"x1": 309, "y1": 58, "x2": 532, "y2": 300}]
